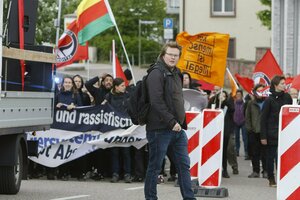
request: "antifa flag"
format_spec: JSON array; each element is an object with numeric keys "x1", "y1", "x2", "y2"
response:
[
  {"x1": 253, "y1": 49, "x2": 283, "y2": 85},
  {"x1": 56, "y1": 20, "x2": 89, "y2": 68},
  {"x1": 236, "y1": 50, "x2": 283, "y2": 95}
]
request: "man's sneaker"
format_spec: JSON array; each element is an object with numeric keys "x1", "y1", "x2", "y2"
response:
[
  {"x1": 111, "y1": 173, "x2": 119, "y2": 183},
  {"x1": 262, "y1": 171, "x2": 268, "y2": 179},
  {"x1": 124, "y1": 174, "x2": 132, "y2": 183},
  {"x1": 167, "y1": 175, "x2": 177, "y2": 182},
  {"x1": 248, "y1": 172, "x2": 259, "y2": 178},
  {"x1": 232, "y1": 168, "x2": 239, "y2": 175},
  {"x1": 132, "y1": 176, "x2": 144, "y2": 182},
  {"x1": 269, "y1": 178, "x2": 277, "y2": 187},
  {"x1": 222, "y1": 170, "x2": 230, "y2": 178}
]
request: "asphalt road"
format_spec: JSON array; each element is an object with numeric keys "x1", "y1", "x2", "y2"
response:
[{"x1": 0, "y1": 155, "x2": 276, "y2": 200}]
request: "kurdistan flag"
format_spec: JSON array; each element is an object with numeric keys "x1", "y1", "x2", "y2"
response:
[{"x1": 77, "y1": 0, "x2": 116, "y2": 44}]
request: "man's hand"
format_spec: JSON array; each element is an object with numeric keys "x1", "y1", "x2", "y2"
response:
[
  {"x1": 261, "y1": 139, "x2": 267, "y2": 145},
  {"x1": 172, "y1": 123, "x2": 182, "y2": 132}
]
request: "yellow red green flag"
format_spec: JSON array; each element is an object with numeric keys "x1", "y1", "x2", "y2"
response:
[{"x1": 176, "y1": 32, "x2": 230, "y2": 87}]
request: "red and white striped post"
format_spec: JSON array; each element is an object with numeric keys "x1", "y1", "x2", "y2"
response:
[
  {"x1": 198, "y1": 109, "x2": 224, "y2": 187},
  {"x1": 278, "y1": 105, "x2": 300, "y2": 200},
  {"x1": 185, "y1": 111, "x2": 201, "y2": 179}
]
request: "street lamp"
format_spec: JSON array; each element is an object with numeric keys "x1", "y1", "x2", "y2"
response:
[{"x1": 138, "y1": 20, "x2": 156, "y2": 67}]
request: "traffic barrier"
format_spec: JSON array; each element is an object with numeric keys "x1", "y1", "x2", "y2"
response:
[
  {"x1": 194, "y1": 108, "x2": 228, "y2": 198},
  {"x1": 185, "y1": 111, "x2": 202, "y2": 178},
  {"x1": 277, "y1": 105, "x2": 300, "y2": 200}
]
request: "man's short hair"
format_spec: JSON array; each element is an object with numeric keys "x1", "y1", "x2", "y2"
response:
[{"x1": 159, "y1": 41, "x2": 182, "y2": 58}]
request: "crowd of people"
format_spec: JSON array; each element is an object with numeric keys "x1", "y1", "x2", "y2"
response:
[{"x1": 28, "y1": 41, "x2": 300, "y2": 198}]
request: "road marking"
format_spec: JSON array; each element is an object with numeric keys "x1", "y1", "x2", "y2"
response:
[
  {"x1": 50, "y1": 195, "x2": 90, "y2": 200},
  {"x1": 125, "y1": 186, "x2": 144, "y2": 191}
]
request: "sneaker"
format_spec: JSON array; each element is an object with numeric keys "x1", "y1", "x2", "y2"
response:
[
  {"x1": 124, "y1": 174, "x2": 132, "y2": 183},
  {"x1": 222, "y1": 170, "x2": 230, "y2": 178},
  {"x1": 61, "y1": 173, "x2": 70, "y2": 181},
  {"x1": 157, "y1": 175, "x2": 164, "y2": 184},
  {"x1": 232, "y1": 168, "x2": 239, "y2": 175},
  {"x1": 262, "y1": 171, "x2": 268, "y2": 179},
  {"x1": 167, "y1": 175, "x2": 177, "y2": 182},
  {"x1": 248, "y1": 172, "x2": 259, "y2": 178},
  {"x1": 269, "y1": 177, "x2": 277, "y2": 187},
  {"x1": 77, "y1": 173, "x2": 87, "y2": 181},
  {"x1": 111, "y1": 173, "x2": 119, "y2": 183},
  {"x1": 91, "y1": 172, "x2": 104, "y2": 181},
  {"x1": 132, "y1": 176, "x2": 144, "y2": 182}
]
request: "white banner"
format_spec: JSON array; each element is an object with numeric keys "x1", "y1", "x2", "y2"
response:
[{"x1": 27, "y1": 125, "x2": 146, "y2": 168}]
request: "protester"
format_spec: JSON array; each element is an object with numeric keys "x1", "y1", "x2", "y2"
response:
[
  {"x1": 55, "y1": 76, "x2": 82, "y2": 180},
  {"x1": 85, "y1": 73, "x2": 113, "y2": 105},
  {"x1": 246, "y1": 84, "x2": 267, "y2": 178},
  {"x1": 208, "y1": 90, "x2": 238, "y2": 178},
  {"x1": 85, "y1": 73, "x2": 113, "y2": 180},
  {"x1": 260, "y1": 75, "x2": 292, "y2": 187},
  {"x1": 73, "y1": 74, "x2": 91, "y2": 106},
  {"x1": 103, "y1": 78, "x2": 132, "y2": 183},
  {"x1": 233, "y1": 89, "x2": 249, "y2": 159},
  {"x1": 144, "y1": 41, "x2": 196, "y2": 200},
  {"x1": 71, "y1": 75, "x2": 91, "y2": 180},
  {"x1": 55, "y1": 76, "x2": 82, "y2": 110},
  {"x1": 288, "y1": 87, "x2": 299, "y2": 104}
]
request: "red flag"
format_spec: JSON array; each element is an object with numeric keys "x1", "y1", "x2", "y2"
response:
[
  {"x1": 56, "y1": 20, "x2": 89, "y2": 68},
  {"x1": 291, "y1": 74, "x2": 300, "y2": 90},
  {"x1": 235, "y1": 74, "x2": 254, "y2": 94},
  {"x1": 253, "y1": 50, "x2": 283, "y2": 85},
  {"x1": 115, "y1": 55, "x2": 128, "y2": 86},
  {"x1": 197, "y1": 80, "x2": 214, "y2": 91}
]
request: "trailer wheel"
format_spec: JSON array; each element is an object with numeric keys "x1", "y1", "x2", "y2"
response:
[{"x1": 0, "y1": 144, "x2": 23, "y2": 194}]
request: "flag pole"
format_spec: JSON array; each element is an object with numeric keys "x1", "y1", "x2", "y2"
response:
[
  {"x1": 112, "y1": 40, "x2": 116, "y2": 78},
  {"x1": 226, "y1": 67, "x2": 239, "y2": 89},
  {"x1": 114, "y1": 24, "x2": 136, "y2": 85},
  {"x1": 104, "y1": 0, "x2": 136, "y2": 85}
]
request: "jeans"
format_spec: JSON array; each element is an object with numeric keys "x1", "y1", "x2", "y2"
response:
[
  {"x1": 234, "y1": 124, "x2": 248, "y2": 156},
  {"x1": 111, "y1": 147, "x2": 131, "y2": 175},
  {"x1": 144, "y1": 130, "x2": 196, "y2": 200}
]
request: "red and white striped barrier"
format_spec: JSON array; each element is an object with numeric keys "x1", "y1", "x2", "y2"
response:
[
  {"x1": 278, "y1": 105, "x2": 300, "y2": 200},
  {"x1": 198, "y1": 109, "x2": 224, "y2": 187},
  {"x1": 185, "y1": 111, "x2": 201, "y2": 178}
]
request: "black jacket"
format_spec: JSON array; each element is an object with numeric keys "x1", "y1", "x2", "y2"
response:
[
  {"x1": 207, "y1": 92, "x2": 235, "y2": 136},
  {"x1": 146, "y1": 59, "x2": 186, "y2": 131},
  {"x1": 260, "y1": 90, "x2": 292, "y2": 145},
  {"x1": 85, "y1": 76, "x2": 110, "y2": 105},
  {"x1": 55, "y1": 91, "x2": 82, "y2": 108}
]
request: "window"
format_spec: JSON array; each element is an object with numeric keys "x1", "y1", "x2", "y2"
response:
[
  {"x1": 211, "y1": 0, "x2": 236, "y2": 17},
  {"x1": 227, "y1": 38, "x2": 236, "y2": 58}
]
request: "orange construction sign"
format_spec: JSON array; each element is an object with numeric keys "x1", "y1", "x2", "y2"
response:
[{"x1": 176, "y1": 32, "x2": 230, "y2": 87}]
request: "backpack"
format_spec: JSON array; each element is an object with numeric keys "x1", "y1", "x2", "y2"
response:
[{"x1": 127, "y1": 64, "x2": 165, "y2": 125}]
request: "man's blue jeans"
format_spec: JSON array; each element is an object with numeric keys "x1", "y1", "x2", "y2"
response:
[{"x1": 144, "y1": 129, "x2": 196, "y2": 200}]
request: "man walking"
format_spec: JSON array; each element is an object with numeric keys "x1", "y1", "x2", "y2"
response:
[{"x1": 144, "y1": 41, "x2": 196, "y2": 200}]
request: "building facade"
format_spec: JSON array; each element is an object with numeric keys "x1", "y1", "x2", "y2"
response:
[
  {"x1": 180, "y1": 0, "x2": 271, "y2": 61},
  {"x1": 272, "y1": 0, "x2": 300, "y2": 75}
]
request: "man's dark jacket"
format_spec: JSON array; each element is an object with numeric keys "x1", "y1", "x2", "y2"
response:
[
  {"x1": 146, "y1": 59, "x2": 186, "y2": 132},
  {"x1": 85, "y1": 76, "x2": 110, "y2": 105},
  {"x1": 260, "y1": 90, "x2": 292, "y2": 145}
]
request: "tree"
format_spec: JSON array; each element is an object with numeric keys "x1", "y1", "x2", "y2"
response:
[
  {"x1": 257, "y1": 0, "x2": 271, "y2": 30},
  {"x1": 89, "y1": 0, "x2": 167, "y2": 64}
]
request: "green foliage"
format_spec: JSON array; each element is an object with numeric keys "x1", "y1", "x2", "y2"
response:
[
  {"x1": 33, "y1": 0, "x2": 167, "y2": 63},
  {"x1": 257, "y1": 0, "x2": 271, "y2": 30},
  {"x1": 36, "y1": 0, "x2": 81, "y2": 44}
]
